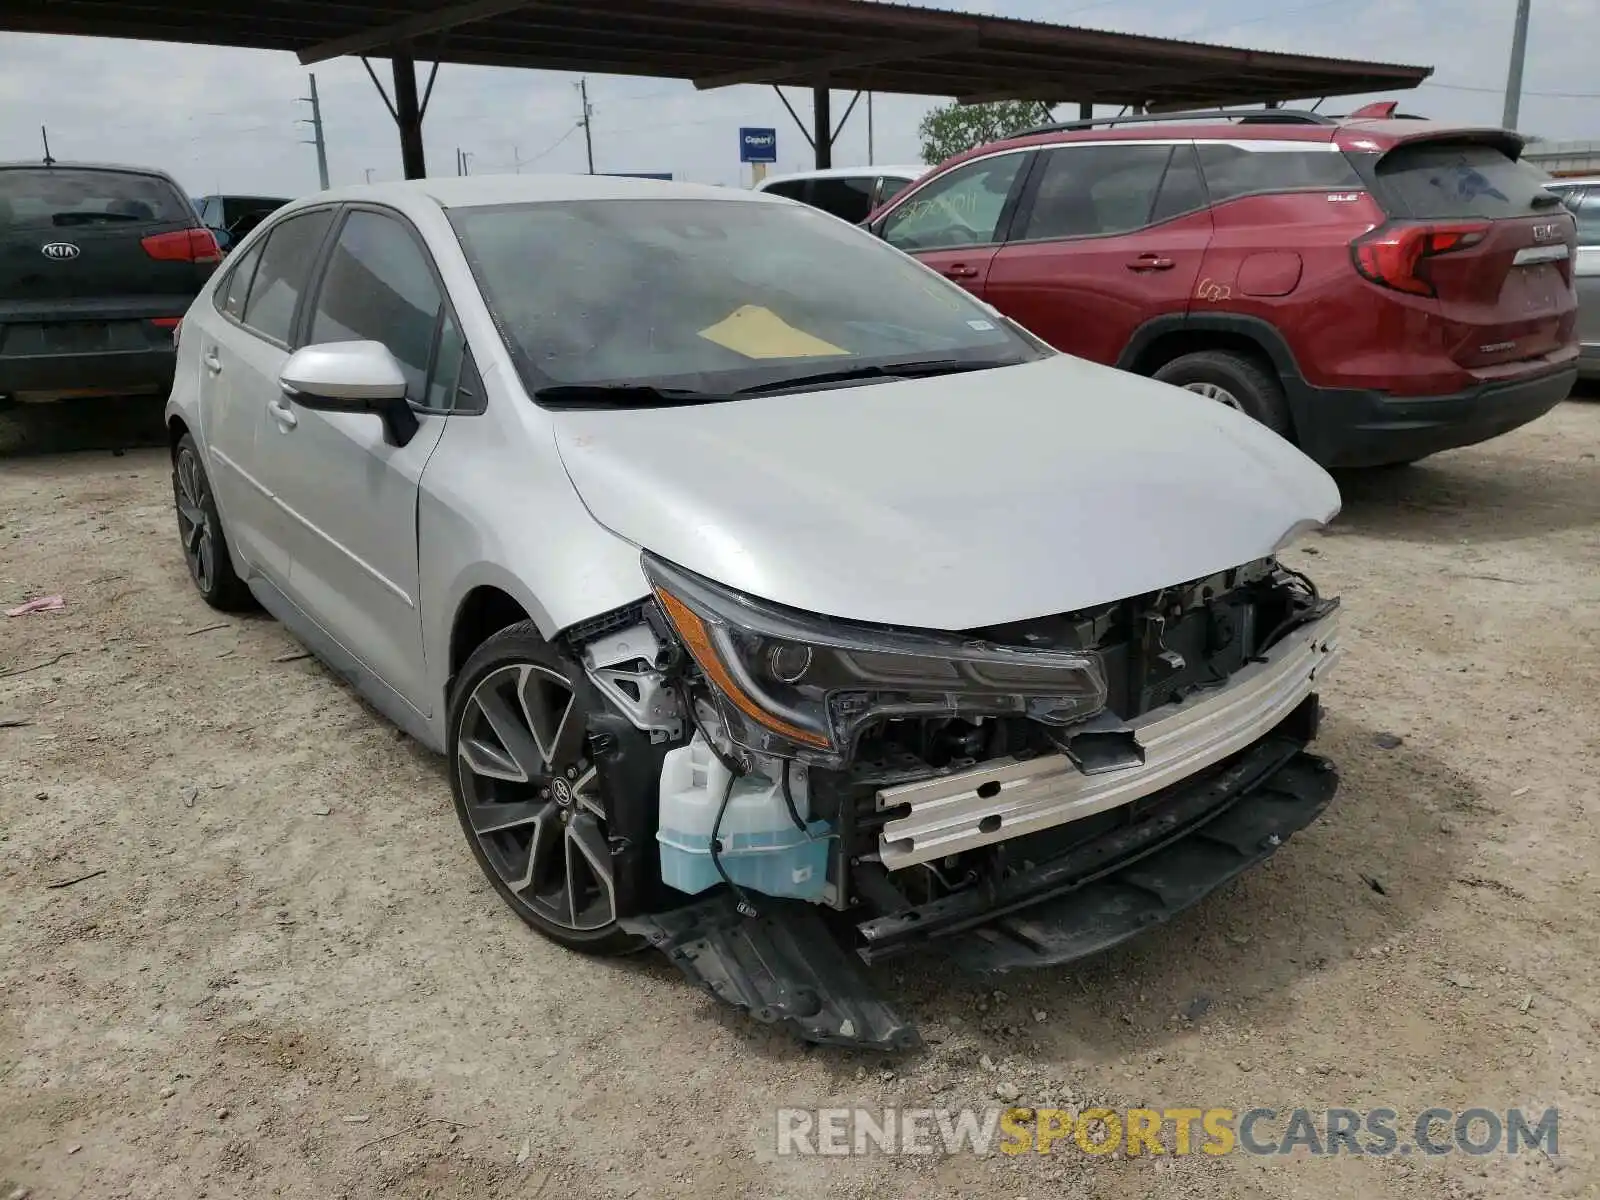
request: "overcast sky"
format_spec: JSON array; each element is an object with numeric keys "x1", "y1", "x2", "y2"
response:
[{"x1": 0, "y1": 0, "x2": 1593, "y2": 197}]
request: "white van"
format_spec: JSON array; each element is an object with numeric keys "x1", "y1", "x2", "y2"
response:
[{"x1": 754, "y1": 164, "x2": 928, "y2": 224}]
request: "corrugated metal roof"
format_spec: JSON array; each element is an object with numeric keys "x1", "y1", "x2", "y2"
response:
[{"x1": 2, "y1": 0, "x2": 1431, "y2": 109}]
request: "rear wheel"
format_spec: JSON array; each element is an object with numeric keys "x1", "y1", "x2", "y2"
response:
[
  {"x1": 172, "y1": 434, "x2": 254, "y2": 611},
  {"x1": 447, "y1": 622, "x2": 641, "y2": 955},
  {"x1": 1153, "y1": 350, "x2": 1292, "y2": 437}
]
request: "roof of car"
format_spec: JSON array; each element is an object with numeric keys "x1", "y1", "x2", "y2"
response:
[
  {"x1": 914, "y1": 114, "x2": 1523, "y2": 182},
  {"x1": 0, "y1": 160, "x2": 181, "y2": 179},
  {"x1": 756, "y1": 165, "x2": 928, "y2": 188},
  {"x1": 309, "y1": 174, "x2": 774, "y2": 210}
]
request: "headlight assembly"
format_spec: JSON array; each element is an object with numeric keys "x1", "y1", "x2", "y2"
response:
[{"x1": 642, "y1": 554, "x2": 1108, "y2": 766}]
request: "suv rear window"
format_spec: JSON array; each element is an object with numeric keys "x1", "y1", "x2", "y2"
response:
[
  {"x1": 0, "y1": 167, "x2": 190, "y2": 230},
  {"x1": 1370, "y1": 142, "x2": 1552, "y2": 219}
]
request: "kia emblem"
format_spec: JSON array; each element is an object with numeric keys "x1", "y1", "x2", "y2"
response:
[{"x1": 41, "y1": 242, "x2": 81, "y2": 261}]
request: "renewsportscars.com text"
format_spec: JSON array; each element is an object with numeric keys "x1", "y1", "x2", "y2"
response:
[{"x1": 774, "y1": 1106, "x2": 1559, "y2": 1158}]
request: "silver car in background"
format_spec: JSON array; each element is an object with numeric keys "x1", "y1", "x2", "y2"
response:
[
  {"x1": 165, "y1": 176, "x2": 1343, "y2": 1049},
  {"x1": 1547, "y1": 178, "x2": 1600, "y2": 379}
]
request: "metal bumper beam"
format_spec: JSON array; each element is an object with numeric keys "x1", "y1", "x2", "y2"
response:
[{"x1": 876, "y1": 611, "x2": 1343, "y2": 870}]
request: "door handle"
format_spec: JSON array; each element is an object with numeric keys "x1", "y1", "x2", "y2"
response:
[
  {"x1": 1127, "y1": 255, "x2": 1176, "y2": 272},
  {"x1": 943, "y1": 264, "x2": 980, "y2": 279},
  {"x1": 267, "y1": 398, "x2": 298, "y2": 431},
  {"x1": 203, "y1": 349, "x2": 223, "y2": 374}
]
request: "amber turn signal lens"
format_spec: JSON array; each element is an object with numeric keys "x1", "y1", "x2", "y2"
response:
[{"x1": 653, "y1": 586, "x2": 831, "y2": 749}]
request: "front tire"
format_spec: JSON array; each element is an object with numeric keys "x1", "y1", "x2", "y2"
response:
[
  {"x1": 1153, "y1": 350, "x2": 1293, "y2": 437},
  {"x1": 447, "y1": 622, "x2": 641, "y2": 955},
  {"x1": 172, "y1": 434, "x2": 254, "y2": 612}
]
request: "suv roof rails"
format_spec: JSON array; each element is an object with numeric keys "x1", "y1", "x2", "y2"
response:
[{"x1": 1014, "y1": 107, "x2": 1339, "y2": 138}]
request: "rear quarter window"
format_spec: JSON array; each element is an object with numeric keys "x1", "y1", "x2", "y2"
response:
[
  {"x1": 1196, "y1": 143, "x2": 1363, "y2": 204},
  {"x1": 0, "y1": 167, "x2": 191, "y2": 229},
  {"x1": 1371, "y1": 142, "x2": 1554, "y2": 219}
]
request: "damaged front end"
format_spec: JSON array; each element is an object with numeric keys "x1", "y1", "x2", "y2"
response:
[{"x1": 575, "y1": 553, "x2": 1342, "y2": 1050}]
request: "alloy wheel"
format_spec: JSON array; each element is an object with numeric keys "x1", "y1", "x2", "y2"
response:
[
  {"x1": 1183, "y1": 381, "x2": 1244, "y2": 411},
  {"x1": 455, "y1": 663, "x2": 616, "y2": 932},
  {"x1": 174, "y1": 448, "x2": 215, "y2": 593}
]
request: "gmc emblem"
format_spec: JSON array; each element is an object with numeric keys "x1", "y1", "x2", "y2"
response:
[{"x1": 1532, "y1": 223, "x2": 1561, "y2": 243}]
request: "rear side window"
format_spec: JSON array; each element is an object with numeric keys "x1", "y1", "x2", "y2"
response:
[
  {"x1": 1017, "y1": 144, "x2": 1173, "y2": 240},
  {"x1": 240, "y1": 209, "x2": 334, "y2": 346},
  {"x1": 1197, "y1": 143, "x2": 1362, "y2": 204},
  {"x1": 216, "y1": 239, "x2": 265, "y2": 319},
  {"x1": 809, "y1": 176, "x2": 874, "y2": 224},
  {"x1": 0, "y1": 167, "x2": 190, "y2": 229},
  {"x1": 1371, "y1": 142, "x2": 1553, "y2": 219},
  {"x1": 1150, "y1": 144, "x2": 1208, "y2": 223}
]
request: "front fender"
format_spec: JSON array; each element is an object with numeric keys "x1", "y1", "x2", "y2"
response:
[{"x1": 417, "y1": 379, "x2": 652, "y2": 747}]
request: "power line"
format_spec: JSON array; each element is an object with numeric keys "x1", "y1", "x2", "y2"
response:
[{"x1": 1420, "y1": 80, "x2": 1600, "y2": 100}]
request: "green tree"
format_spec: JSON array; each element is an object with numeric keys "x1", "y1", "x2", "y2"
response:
[{"x1": 918, "y1": 100, "x2": 1053, "y2": 165}]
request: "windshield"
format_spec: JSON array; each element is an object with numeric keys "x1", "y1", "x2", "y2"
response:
[{"x1": 448, "y1": 198, "x2": 1044, "y2": 400}]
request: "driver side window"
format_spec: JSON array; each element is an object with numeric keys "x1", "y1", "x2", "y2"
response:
[
  {"x1": 880, "y1": 154, "x2": 1027, "y2": 252},
  {"x1": 308, "y1": 210, "x2": 444, "y2": 405}
]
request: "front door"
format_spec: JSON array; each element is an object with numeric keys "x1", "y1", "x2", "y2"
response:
[
  {"x1": 879, "y1": 151, "x2": 1033, "y2": 298},
  {"x1": 984, "y1": 142, "x2": 1212, "y2": 363},
  {"x1": 269, "y1": 207, "x2": 461, "y2": 715}
]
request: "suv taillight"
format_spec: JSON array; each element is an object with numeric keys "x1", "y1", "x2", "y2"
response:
[
  {"x1": 141, "y1": 228, "x2": 223, "y2": 266},
  {"x1": 1351, "y1": 222, "x2": 1489, "y2": 298}
]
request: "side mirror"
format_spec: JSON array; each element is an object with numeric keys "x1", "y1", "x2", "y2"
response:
[
  {"x1": 279, "y1": 341, "x2": 419, "y2": 447},
  {"x1": 209, "y1": 226, "x2": 233, "y2": 251}
]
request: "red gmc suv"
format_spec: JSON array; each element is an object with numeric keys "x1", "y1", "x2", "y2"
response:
[{"x1": 868, "y1": 105, "x2": 1579, "y2": 468}]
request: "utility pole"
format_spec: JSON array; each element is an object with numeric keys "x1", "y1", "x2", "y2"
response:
[
  {"x1": 867, "y1": 92, "x2": 874, "y2": 165},
  {"x1": 297, "y1": 73, "x2": 330, "y2": 190},
  {"x1": 364, "y1": 168, "x2": 374, "y2": 184},
  {"x1": 40, "y1": 125, "x2": 55, "y2": 166},
  {"x1": 1502, "y1": 0, "x2": 1533, "y2": 130},
  {"x1": 455, "y1": 148, "x2": 473, "y2": 175},
  {"x1": 577, "y1": 77, "x2": 595, "y2": 173}
]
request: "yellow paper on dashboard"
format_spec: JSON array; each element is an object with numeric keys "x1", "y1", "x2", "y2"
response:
[{"x1": 697, "y1": 305, "x2": 848, "y2": 359}]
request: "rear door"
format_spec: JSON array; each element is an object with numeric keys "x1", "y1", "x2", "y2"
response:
[
  {"x1": 983, "y1": 142, "x2": 1210, "y2": 363},
  {"x1": 1565, "y1": 189, "x2": 1600, "y2": 364},
  {"x1": 878, "y1": 151, "x2": 1032, "y2": 295},
  {"x1": 199, "y1": 207, "x2": 337, "y2": 584},
  {"x1": 1361, "y1": 138, "x2": 1579, "y2": 372},
  {"x1": 0, "y1": 166, "x2": 215, "y2": 354}
]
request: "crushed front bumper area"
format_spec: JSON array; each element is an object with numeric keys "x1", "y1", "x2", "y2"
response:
[{"x1": 623, "y1": 706, "x2": 1337, "y2": 1050}]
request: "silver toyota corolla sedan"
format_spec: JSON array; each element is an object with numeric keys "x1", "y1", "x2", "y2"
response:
[{"x1": 165, "y1": 175, "x2": 1344, "y2": 1049}]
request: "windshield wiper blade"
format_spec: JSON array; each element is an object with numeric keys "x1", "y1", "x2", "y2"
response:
[
  {"x1": 533, "y1": 383, "x2": 732, "y2": 409},
  {"x1": 736, "y1": 358, "x2": 1007, "y2": 395}
]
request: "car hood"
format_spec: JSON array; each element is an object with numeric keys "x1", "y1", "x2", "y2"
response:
[{"x1": 552, "y1": 355, "x2": 1340, "y2": 630}]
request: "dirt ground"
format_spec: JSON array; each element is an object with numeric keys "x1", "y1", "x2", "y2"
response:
[{"x1": 2, "y1": 398, "x2": 1597, "y2": 1200}]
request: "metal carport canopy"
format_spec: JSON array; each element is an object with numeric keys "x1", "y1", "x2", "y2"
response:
[{"x1": 2, "y1": 0, "x2": 1433, "y2": 177}]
